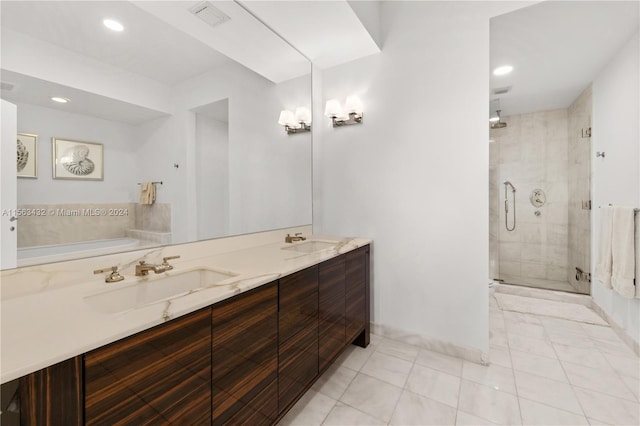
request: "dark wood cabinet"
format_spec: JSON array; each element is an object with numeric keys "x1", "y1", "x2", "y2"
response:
[
  {"x1": 14, "y1": 244, "x2": 370, "y2": 425},
  {"x1": 346, "y1": 245, "x2": 370, "y2": 347},
  {"x1": 319, "y1": 256, "x2": 346, "y2": 372},
  {"x1": 19, "y1": 357, "x2": 83, "y2": 426},
  {"x1": 212, "y1": 281, "x2": 278, "y2": 426},
  {"x1": 84, "y1": 308, "x2": 212, "y2": 425},
  {"x1": 278, "y1": 266, "x2": 319, "y2": 415}
]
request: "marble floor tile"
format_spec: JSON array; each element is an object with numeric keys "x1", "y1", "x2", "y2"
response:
[
  {"x1": 574, "y1": 387, "x2": 640, "y2": 426},
  {"x1": 405, "y1": 363, "x2": 461, "y2": 408},
  {"x1": 552, "y1": 342, "x2": 613, "y2": 370},
  {"x1": 455, "y1": 410, "x2": 498, "y2": 425},
  {"x1": 603, "y1": 352, "x2": 640, "y2": 380},
  {"x1": 339, "y1": 373, "x2": 402, "y2": 423},
  {"x1": 503, "y1": 311, "x2": 542, "y2": 326},
  {"x1": 546, "y1": 327, "x2": 596, "y2": 349},
  {"x1": 375, "y1": 338, "x2": 420, "y2": 362},
  {"x1": 507, "y1": 334, "x2": 557, "y2": 359},
  {"x1": 510, "y1": 350, "x2": 568, "y2": 382},
  {"x1": 334, "y1": 345, "x2": 375, "y2": 371},
  {"x1": 458, "y1": 379, "x2": 522, "y2": 425},
  {"x1": 561, "y1": 360, "x2": 637, "y2": 401},
  {"x1": 540, "y1": 316, "x2": 589, "y2": 335},
  {"x1": 360, "y1": 351, "x2": 413, "y2": 388},
  {"x1": 581, "y1": 323, "x2": 621, "y2": 342},
  {"x1": 415, "y1": 348, "x2": 463, "y2": 376},
  {"x1": 461, "y1": 361, "x2": 517, "y2": 394},
  {"x1": 518, "y1": 397, "x2": 589, "y2": 425},
  {"x1": 514, "y1": 370, "x2": 583, "y2": 415},
  {"x1": 311, "y1": 364, "x2": 358, "y2": 400},
  {"x1": 490, "y1": 328, "x2": 509, "y2": 348},
  {"x1": 506, "y1": 322, "x2": 548, "y2": 340},
  {"x1": 389, "y1": 389, "x2": 457, "y2": 425},
  {"x1": 489, "y1": 345, "x2": 512, "y2": 369},
  {"x1": 322, "y1": 402, "x2": 386, "y2": 426},
  {"x1": 592, "y1": 337, "x2": 638, "y2": 358},
  {"x1": 278, "y1": 389, "x2": 337, "y2": 426},
  {"x1": 620, "y1": 375, "x2": 640, "y2": 402}
]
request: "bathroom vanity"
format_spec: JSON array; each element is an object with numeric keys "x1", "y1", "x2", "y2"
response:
[{"x1": 2, "y1": 237, "x2": 370, "y2": 425}]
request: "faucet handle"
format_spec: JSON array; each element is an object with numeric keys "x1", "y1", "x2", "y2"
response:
[
  {"x1": 93, "y1": 266, "x2": 125, "y2": 283},
  {"x1": 162, "y1": 255, "x2": 180, "y2": 270}
]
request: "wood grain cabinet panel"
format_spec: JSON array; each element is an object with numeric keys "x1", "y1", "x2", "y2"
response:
[
  {"x1": 278, "y1": 266, "x2": 319, "y2": 414},
  {"x1": 319, "y1": 256, "x2": 346, "y2": 372},
  {"x1": 84, "y1": 308, "x2": 212, "y2": 425},
  {"x1": 212, "y1": 281, "x2": 278, "y2": 426},
  {"x1": 346, "y1": 246, "x2": 370, "y2": 346},
  {"x1": 19, "y1": 357, "x2": 83, "y2": 426}
]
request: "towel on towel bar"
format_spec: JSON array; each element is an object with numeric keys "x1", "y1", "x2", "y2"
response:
[
  {"x1": 611, "y1": 206, "x2": 636, "y2": 298},
  {"x1": 140, "y1": 182, "x2": 156, "y2": 205},
  {"x1": 595, "y1": 206, "x2": 614, "y2": 288}
]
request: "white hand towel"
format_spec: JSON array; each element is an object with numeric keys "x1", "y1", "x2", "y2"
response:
[
  {"x1": 594, "y1": 206, "x2": 614, "y2": 288},
  {"x1": 611, "y1": 206, "x2": 636, "y2": 299},
  {"x1": 635, "y1": 211, "x2": 640, "y2": 299}
]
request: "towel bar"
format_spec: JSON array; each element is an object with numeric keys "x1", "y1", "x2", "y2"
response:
[
  {"x1": 137, "y1": 181, "x2": 163, "y2": 185},
  {"x1": 598, "y1": 204, "x2": 639, "y2": 213}
]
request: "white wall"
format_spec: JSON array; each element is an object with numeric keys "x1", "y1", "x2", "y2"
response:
[
  {"x1": 196, "y1": 115, "x2": 229, "y2": 239},
  {"x1": 592, "y1": 32, "x2": 640, "y2": 341},
  {"x1": 16, "y1": 103, "x2": 138, "y2": 204},
  {"x1": 314, "y1": 2, "x2": 533, "y2": 355}
]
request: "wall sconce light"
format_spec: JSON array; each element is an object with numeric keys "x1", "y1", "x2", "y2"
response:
[
  {"x1": 278, "y1": 107, "x2": 311, "y2": 135},
  {"x1": 325, "y1": 95, "x2": 363, "y2": 127}
]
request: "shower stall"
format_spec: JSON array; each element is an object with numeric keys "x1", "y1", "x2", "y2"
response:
[{"x1": 489, "y1": 87, "x2": 592, "y2": 294}]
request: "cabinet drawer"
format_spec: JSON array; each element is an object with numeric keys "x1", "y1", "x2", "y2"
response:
[
  {"x1": 319, "y1": 256, "x2": 346, "y2": 371},
  {"x1": 278, "y1": 324, "x2": 319, "y2": 413},
  {"x1": 279, "y1": 266, "x2": 318, "y2": 344},
  {"x1": 84, "y1": 308, "x2": 212, "y2": 425}
]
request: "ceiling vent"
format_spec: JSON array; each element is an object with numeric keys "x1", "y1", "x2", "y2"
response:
[
  {"x1": 189, "y1": 2, "x2": 230, "y2": 28},
  {"x1": 493, "y1": 86, "x2": 512, "y2": 95},
  {"x1": 1, "y1": 81, "x2": 15, "y2": 91}
]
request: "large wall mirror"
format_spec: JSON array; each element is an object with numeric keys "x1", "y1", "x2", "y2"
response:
[{"x1": 1, "y1": 0, "x2": 312, "y2": 269}]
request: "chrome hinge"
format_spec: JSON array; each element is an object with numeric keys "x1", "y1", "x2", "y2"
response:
[
  {"x1": 581, "y1": 127, "x2": 591, "y2": 138},
  {"x1": 581, "y1": 200, "x2": 592, "y2": 210}
]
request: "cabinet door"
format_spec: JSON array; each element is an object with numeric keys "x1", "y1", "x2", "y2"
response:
[
  {"x1": 319, "y1": 256, "x2": 346, "y2": 372},
  {"x1": 278, "y1": 266, "x2": 318, "y2": 414},
  {"x1": 346, "y1": 246, "x2": 369, "y2": 345},
  {"x1": 19, "y1": 357, "x2": 83, "y2": 426},
  {"x1": 212, "y1": 282, "x2": 278, "y2": 426},
  {"x1": 84, "y1": 308, "x2": 211, "y2": 425}
]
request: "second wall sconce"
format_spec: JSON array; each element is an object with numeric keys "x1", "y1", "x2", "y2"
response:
[
  {"x1": 279, "y1": 107, "x2": 311, "y2": 135},
  {"x1": 325, "y1": 95, "x2": 363, "y2": 127}
]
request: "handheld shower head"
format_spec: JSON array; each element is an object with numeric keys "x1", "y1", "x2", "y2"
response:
[{"x1": 504, "y1": 181, "x2": 516, "y2": 192}]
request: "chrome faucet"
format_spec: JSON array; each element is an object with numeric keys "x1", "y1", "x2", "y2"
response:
[
  {"x1": 135, "y1": 261, "x2": 169, "y2": 276},
  {"x1": 285, "y1": 233, "x2": 306, "y2": 243}
]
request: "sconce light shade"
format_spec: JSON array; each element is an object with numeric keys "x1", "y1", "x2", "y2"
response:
[
  {"x1": 278, "y1": 110, "x2": 296, "y2": 127},
  {"x1": 295, "y1": 107, "x2": 312, "y2": 125},
  {"x1": 324, "y1": 99, "x2": 342, "y2": 118},
  {"x1": 344, "y1": 95, "x2": 363, "y2": 114},
  {"x1": 325, "y1": 95, "x2": 363, "y2": 128},
  {"x1": 279, "y1": 108, "x2": 311, "y2": 135}
]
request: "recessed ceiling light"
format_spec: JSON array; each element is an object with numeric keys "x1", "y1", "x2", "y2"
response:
[
  {"x1": 493, "y1": 65, "x2": 514, "y2": 76},
  {"x1": 51, "y1": 97, "x2": 70, "y2": 103},
  {"x1": 103, "y1": 19, "x2": 124, "y2": 32}
]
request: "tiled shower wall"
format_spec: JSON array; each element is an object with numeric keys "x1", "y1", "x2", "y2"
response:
[
  {"x1": 567, "y1": 86, "x2": 592, "y2": 294},
  {"x1": 17, "y1": 203, "x2": 171, "y2": 247},
  {"x1": 489, "y1": 110, "x2": 570, "y2": 288}
]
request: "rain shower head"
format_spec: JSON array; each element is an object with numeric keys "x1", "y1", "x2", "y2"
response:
[{"x1": 490, "y1": 109, "x2": 507, "y2": 129}]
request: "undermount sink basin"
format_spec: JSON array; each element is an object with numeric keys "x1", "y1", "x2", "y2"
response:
[
  {"x1": 281, "y1": 240, "x2": 337, "y2": 254},
  {"x1": 85, "y1": 268, "x2": 237, "y2": 314}
]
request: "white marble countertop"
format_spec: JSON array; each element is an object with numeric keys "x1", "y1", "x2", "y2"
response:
[{"x1": 1, "y1": 235, "x2": 370, "y2": 384}]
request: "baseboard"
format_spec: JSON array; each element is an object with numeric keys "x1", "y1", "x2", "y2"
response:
[
  {"x1": 590, "y1": 300, "x2": 640, "y2": 357},
  {"x1": 371, "y1": 322, "x2": 489, "y2": 366}
]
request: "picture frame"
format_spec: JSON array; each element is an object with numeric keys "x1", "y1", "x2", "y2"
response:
[
  {"x1": 52, "y1": 138, "x2": 104, "y2": 181},
  {"x1": 17, "y1": 133, "x2": 38, "y2": 178}
]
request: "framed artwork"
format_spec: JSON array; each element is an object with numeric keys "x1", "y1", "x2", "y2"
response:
[
  {"x1": 17, "y1": 133, "x2": 37, "y2": 178},
  {"x1": 52, "y1": 138, "x2": 104, "y2": 181}
]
